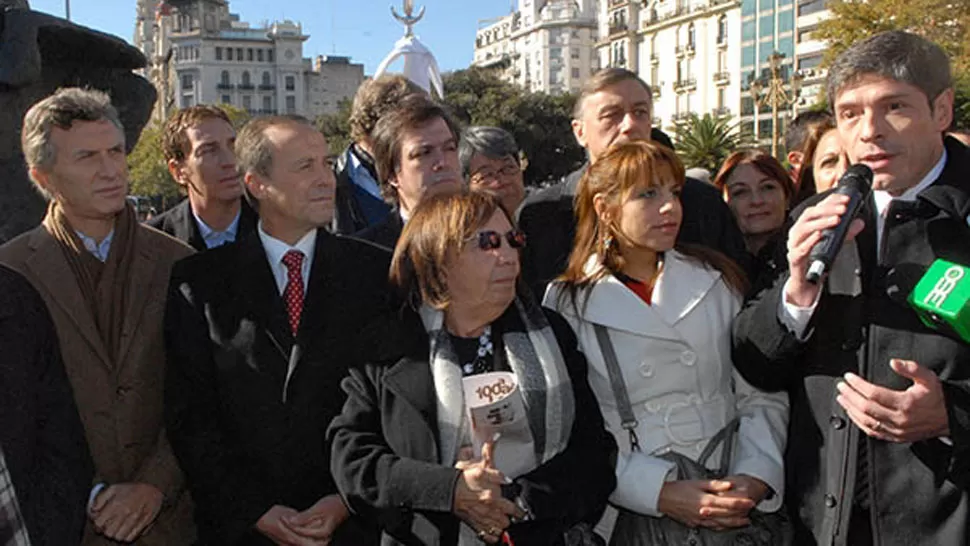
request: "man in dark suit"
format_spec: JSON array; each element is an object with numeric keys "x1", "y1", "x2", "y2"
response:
[
  {"x1": 148, "y1": 105, "x2": 257, "y2": 250},
  {"x1": 518, "y1": 68, "x2": 748, "y2": 298},
  {"x1": 0, "y1": 264, "x2": 92, "y2": 545},
  {"x1": 333, "y1": 75, "x2": 424, "y2": 235},
  {"x1": 165, "y1": 115, "x2": 394, "y2": 545},
  {"x1": 733, "y1": 31, "x2": 970, "y2": 546},
  {"x1": 353, "y1": 94, "x2": 463, "y2": 250}
]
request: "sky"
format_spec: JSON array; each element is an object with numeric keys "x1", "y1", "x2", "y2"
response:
[{"x1": 29, "y1": 0, "x2": 518, "y2": 75}]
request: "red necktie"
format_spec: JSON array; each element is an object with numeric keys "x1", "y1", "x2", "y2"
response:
[{"x1": 281, "y1": 250, "x2": 304, "y2": 336}]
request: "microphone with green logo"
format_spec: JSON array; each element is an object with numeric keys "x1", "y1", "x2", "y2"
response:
[{"x1": 908, "y1": 259, "x2": 970, "y2": 343}]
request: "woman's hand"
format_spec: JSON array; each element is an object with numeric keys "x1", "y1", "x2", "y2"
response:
[
  {"x1": 452, "y1": 439, "x2": 525, "y2": 543},
  {"x1": 718, "y1": 475, "x2": 770, "y2": 505},
  {"x1": 657, "y1": 480, "x2": 756, "y2": 530}
]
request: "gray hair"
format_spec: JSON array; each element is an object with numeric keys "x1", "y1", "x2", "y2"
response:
[
  {"x1": 827, "y1": 31, "x2": 952, "y2": 112},
  {"x1": 21, "y1": 88, "x2": 124, "y2": 196},
  {"x1": 458, "y1": 126, "x2": 520, "y2": 179},
  {"x1": 235, "y1": 114, "x2": 313, "y2": 178}
]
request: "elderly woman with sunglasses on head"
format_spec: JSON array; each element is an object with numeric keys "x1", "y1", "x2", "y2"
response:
[{"x1": 328, "y1": 190, "x2": 617, "y2": 546}]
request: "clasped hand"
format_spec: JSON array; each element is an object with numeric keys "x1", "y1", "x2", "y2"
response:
[
  {"x1": 89, "y1": 482, "x2": 164, "y2": 543},
  {"x1": 658, "y1": 474, "x2": 769, "y2": 530},
  {"x1": 453, "y1": 438, "x2": 525, "y2": 543},
  {"x1": 256, "y1": 494, "x2": 349, "y2": 546}
]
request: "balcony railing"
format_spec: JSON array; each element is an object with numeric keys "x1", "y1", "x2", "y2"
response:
[
  {"x1": 673, "y1": 78, "x2": 697, "y2": 92},
  {"x1": 675, "y1": 44, "x2": 696, "y2": 58},
  {"x1": 237, "y1": 83, "x2": 255, "y2": 90},
  {"x1": 672, "y1": 112, "x2": 693, "y2": 123},
  {"x1": 651, "y1": 85, "x2": 661, "y2": 99},
  {"x1": 713, "y1": 71, "x2": 730, "y2": 84},
  {"x1": 181, "y1": 82, "x2": 194, "y2": 90},
  {"x1": 712, "y1": 106, "x2": 731, "y2": 117},
  {"x1": 642, "y1": 0, "x2": 740, "y2": 28},
  {"x1": 650, "y1": 53, "x2": 659, "y2": 64},
  {"x1": 259, "y1": 84, "x2": 276, "y2": 90},
  {"x1": 216, "y1": 83, "x2": 234, "y2": 90},
  {"x1": 608, "y1": 23, "x2": 629, "y2": 36}
]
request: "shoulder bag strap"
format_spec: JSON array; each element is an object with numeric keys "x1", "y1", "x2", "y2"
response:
[{"x1": 593, "y1": 324, "x2": 642, "y2": 452}]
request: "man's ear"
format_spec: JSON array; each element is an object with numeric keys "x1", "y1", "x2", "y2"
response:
[
  {"x1": 29, "y1": 166, "x2": 52, "y2": 195},
  {"x1": 572, "y1": 118, "x2": 586, "y2": 149},
  {"x1": 933, "y1": 88, "x2": 954, "y2": 132},
  {"x1": 167, "y1": 158, "x2": 188, "y2": 190},
  {"x1": 243, "y1": 171, "x2": 264, "y2": 200}
]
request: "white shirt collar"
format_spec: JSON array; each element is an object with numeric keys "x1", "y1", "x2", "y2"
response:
[
  {"x1": 75, "y1": 229, "x2": 114, "y2": 262},
  {"x1": 192, "y1": 207, "x2": 242, "y2": 248},
  {"x1": 872, "y1": 149, "x2": 947, "y2": 216},
  {"x1": 257, "y1": 221, "x2": 318, "y2": 294}
]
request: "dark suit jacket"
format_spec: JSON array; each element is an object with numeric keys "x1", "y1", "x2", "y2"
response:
[
  {"x1": 518, "y1": 166, "x2": 751, "y2": 299},
  {"x1": 333, "y1": 144, "x2": 391, "y2": 235},
  {"x1": 733, "y1": 137, "x2": 970, "y2": 546},
  {"x1": 165, "y1": 229, "x2": 396, "y2": 546},
  {"x1": 352, "y1": 210, "x2": 404, "y2": 252},
  {"x1": 148, "y1": 198, "x2": 257, "y2": 251},
  {"x1": 328, "y1": 305, "x2": 617, "y2": 546},
  {"x1": 0, "y1": 265, "x2": 92, "y2": 546}
]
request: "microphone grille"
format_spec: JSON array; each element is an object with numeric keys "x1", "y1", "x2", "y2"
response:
[{"x1": 839, "y1": 163, "x2": 874, "y2": 191}]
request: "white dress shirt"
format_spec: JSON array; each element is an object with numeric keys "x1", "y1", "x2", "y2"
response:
[
  {"x1": 75, "y1": 230, "x2": 114, "y2": 262},
  {"x1": 257, "y1": 222, "x2": 317, "y2": 296},
  {"x1": 780, "y1": 150, "x2": 949, "y2": 337}
]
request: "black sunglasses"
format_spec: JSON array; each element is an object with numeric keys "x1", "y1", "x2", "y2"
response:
[{"x1": 475, "y1": 229, "x2": 527, "y2": 250}]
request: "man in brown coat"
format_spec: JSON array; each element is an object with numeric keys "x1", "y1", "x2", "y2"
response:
[{"x1": 0, "y1": 88, "x2": 195, "y2": 544}]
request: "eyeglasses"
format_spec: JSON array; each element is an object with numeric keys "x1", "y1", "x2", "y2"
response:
[
  {"x1": 470, "y1": 164, "x2": 521, "y2": 185},
  {"x1": 473, "y1": 229, "x2": 527, "y2": 251}
]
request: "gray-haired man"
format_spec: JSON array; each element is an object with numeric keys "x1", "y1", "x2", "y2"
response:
[
  {"x1": 734, "y1": 31, "x2": 970, "y2": 546},
  {"x1": 459, "y1": 126, "x2": 527, "y2": 214}
]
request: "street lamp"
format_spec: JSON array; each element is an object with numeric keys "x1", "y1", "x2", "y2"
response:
[
  {"x1": 65, "y1": 0, "x2": 70, "y2": 20},
  {"x1": 749, "y1": 52, "x2": 803, "y2": 158}
]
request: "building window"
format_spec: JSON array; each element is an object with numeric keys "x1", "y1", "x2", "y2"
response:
[
  {"x1": 798, "y1": 53, "x2": 823, "y2": 70},
  {"x1": 718, "y1": 15, "x2": 728, "y2": 44},
  {"x1": 247, "y1": 48, "x2": 254, "y2": 61},
  {"x1": 779, "y1": 11, "x2": 794, "y2": 33},
  {"x1": 242, "y1": 95, "x2": 252, "y2": 111},
  {"x1": 571, "y1": 67, "x2": 580, "y2": 79},
  {"x1": 181, "y1": 95, "x2": 194, "y2": 108},
  {"x1": 227, "y1": 48, "x2": 233, "y2": 61},
  {"x1": 285, "y1": 76, "x2": 295, "y2": 91},
  {"x1": 799, "y1": 0, "x2": 825, "y2": 15},
  {"x1": 181, "y1": 73, "x2": 193, "y2": 89},
  {"x1": 759, "y1": 0, "x2": 773, "y2": 10},
  {"x1": 220, "y1": 70, "x2": 230, "y2": 85},
  {"x1": 717, "y1": 88, "x2": 726, "y2": 108},
  {"x1": 742, "y1": 45, "x2": 756, "y2": 68},
  {"x1": 241, "y1": 71, "x2": 251, "y2": 87},
  {"x1": 285, "y1": 95, "x2": 296, "y2": 114},
  {"x1": 268, "y1": 50, "x2": 275, "y2": 63},
  {"x1": 688, "y1": 23, "x2": 696, "y2": 48},
  {"x1": 778, "y1": 37, "x2": 794, "y2": 59},
  {"x1": 571, "y1": 47, "x2": 579, "y2": 59},
  {"x1": 236, "y1": 48, "x2": 243, "y2": 60},
  {"x1": 257, "y1": 49, "x2": 264, "y2": 62},
  {"x1": 263, "y1": 96, "x2": 272, "y2": 113},
  {"x1": 222, "y1": 95, "x2": 231, "y2": 105},
  {"x1": 759, "y1": 14, "x2": 775, "y2": 37},
  {"x1": 215, "y1": 47, "x2": 222, "y2": 61},
  {"x1": 262, "y1": 71, "x2": 271, "y2": 86},
  {"x1": 742, "y1": 0, "x2": 756, "y2": 16}
]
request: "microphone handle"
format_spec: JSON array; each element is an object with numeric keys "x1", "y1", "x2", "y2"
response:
[{"x1": 805, "y1": 186, "x2": 867, "y2": 284}]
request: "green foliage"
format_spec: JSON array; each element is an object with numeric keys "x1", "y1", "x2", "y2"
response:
[
  {"x1": 315, "y1": 98, "x2": 354, "y2": 155},
  {"x1": 671, "y1": 113, "x2": 750, "y2": 173},
  {"x1": 127, "y1": 123, "x2": 180, "y2": 200},
  {"x1": 954, "y1": 73, "x2": 970, "y2": 130},
  {"x1": 220, "y1": 104, "x2": 252, "y2": 129},
  {"x1": 442, "y1": 66, "x2": 584, "y2": 185}
]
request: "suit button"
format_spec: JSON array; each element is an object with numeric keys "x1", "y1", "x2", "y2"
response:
[
  {"x1": 824, "y1": 494, "x2": 837, "y2": 508},
  {"x1": 830, "y1": 416, "x2": 846, "y2": 430},
  {"x1": 680, "y1": 350, "x2": 697, "y2": 366},
  {"x1": 639, "y1": 362, "x2": 654, "y2": 377}
]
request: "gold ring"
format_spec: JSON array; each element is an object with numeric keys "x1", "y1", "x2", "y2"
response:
[{"x1": 872, "y1": 421, "x2": 882, "y2": 432}]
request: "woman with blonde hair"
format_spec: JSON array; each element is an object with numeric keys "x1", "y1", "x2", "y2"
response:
[{"x1": 544, "y1": 141, "x2": 789, "y2": 543}]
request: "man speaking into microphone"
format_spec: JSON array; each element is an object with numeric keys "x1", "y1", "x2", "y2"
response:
[{"x1": 733, "y1": 31, "x2": 970, "y2": 546}]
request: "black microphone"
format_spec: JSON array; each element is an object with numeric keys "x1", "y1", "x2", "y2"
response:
[{"x1": 805, "y1": 164, "x2": 874, "y2": 284}]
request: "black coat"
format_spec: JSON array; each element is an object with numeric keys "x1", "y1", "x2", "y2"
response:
[
  {"x1": 353, "y1": 210, "x2": 404, "y2": 252},
  {"x1": 147, "y1": 198, "x2": 258, "y2": 251},
  {"x1": 0, "y1": 264, "x2": 92, "y2": 546},
  {"x1": 518, "y1": 167, "x2": 750, "y2": 299},
  {"x1": 164, "y1": 230, "x2": 397, "y2": 546},
  {"x1": 328, "y1": 305, "x2": 617, "y2": 546},
  {"x1": 733, "y1": 137, "x2": 970, "y2": 545}
]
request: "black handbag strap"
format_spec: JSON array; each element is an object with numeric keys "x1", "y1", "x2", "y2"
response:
[
  {"x1": 594, "y1": 323, "x2": 741, "y2": 473},
  {"x1": 594, "y1": 324, "x2": 641, "y2": 452}
]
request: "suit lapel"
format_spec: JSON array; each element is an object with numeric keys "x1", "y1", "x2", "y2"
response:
[
  {"x1": 295, "y1": 229, "x2": 332, "y2": 347},
  {"x1": 23, "y1": 228, "x2": 112, "y2": 367},
  {"x1": 116, "y1": 235, "x2": 160, "y2": 364},
  {"x1": 382, "y1": 357, "x2": 440, "y2": 462},
  {"x1": 238, "y1": 233, "x2": 293, "y2": 360}
]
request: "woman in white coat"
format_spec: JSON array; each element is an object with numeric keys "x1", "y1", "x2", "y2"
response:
[{"x1": 543, "y1": 141, "x2": 789, "y2": 540}]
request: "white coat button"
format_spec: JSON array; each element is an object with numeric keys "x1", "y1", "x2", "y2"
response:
[
  {"x1": 680, "y1": 350, "x2": 697, "y2": 366},
  {"x1": 644, "y1": 402, "x2": 662, "y2": 413},
  {"x1": 639, "y1": 362, "x2": 654, "y2": 377}
]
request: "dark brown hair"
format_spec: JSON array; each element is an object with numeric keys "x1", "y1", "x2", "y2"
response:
[
  {"x1": 713, "y1": 149, "x2": 795, "y2": 203},
  {"x1": 793, "y1": 117, "x2": 838, "y2": 205},
  {"x1": 390, "y1": 190, "x2": 514, "y2": 310},
  {"x1": 371, "y1": 94, "x2": 460, "y2": 205},
  {"x1": 558, "y1": 141, "x2": 747, "y2": 311},
  {"x1": 162, "y1": 105, "x2": 232, "y2": 163}
]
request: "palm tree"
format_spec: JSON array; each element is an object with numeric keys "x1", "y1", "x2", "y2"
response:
[{"x1": 671, "y1": 113, "x2": 750, "y2": 174}]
